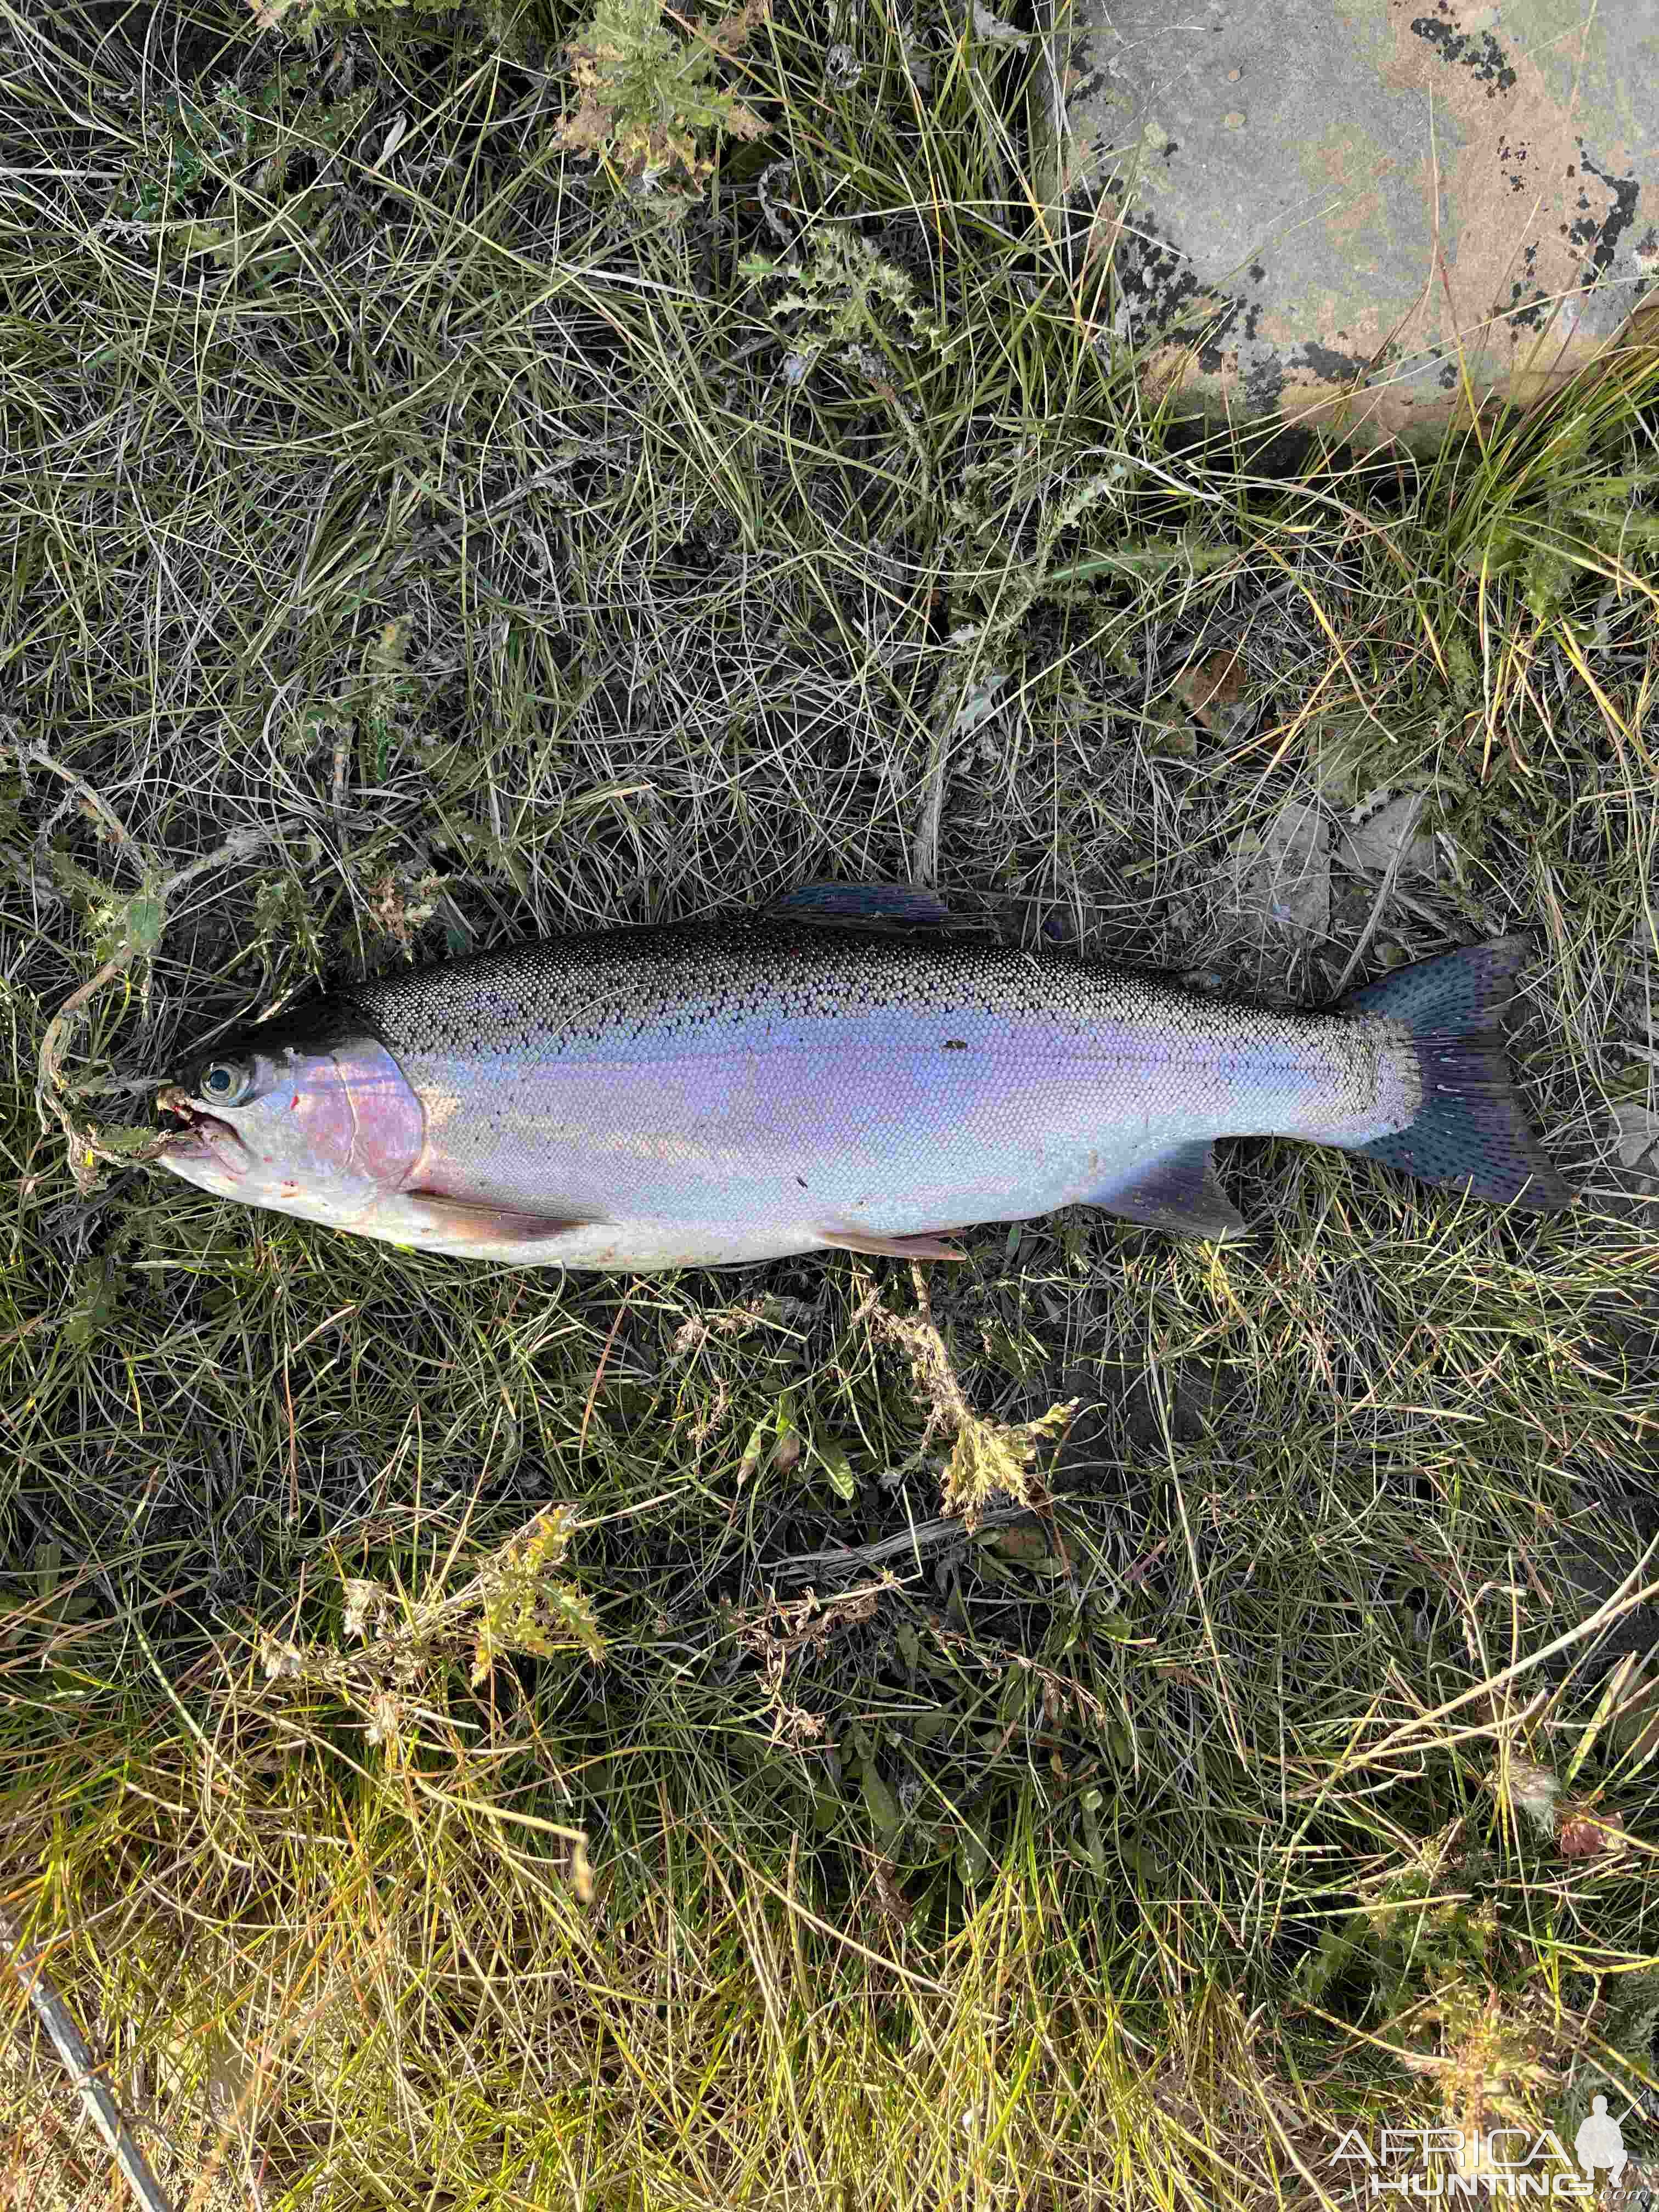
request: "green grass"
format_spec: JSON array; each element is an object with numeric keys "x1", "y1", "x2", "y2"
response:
[{"x1": 3, "y1": 1, "x2": 1659, "y2": 2204}]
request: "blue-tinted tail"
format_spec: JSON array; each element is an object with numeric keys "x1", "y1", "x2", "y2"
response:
[{"x1": 1339, "y1": 939, "x2": 1573, "y2": 1213}]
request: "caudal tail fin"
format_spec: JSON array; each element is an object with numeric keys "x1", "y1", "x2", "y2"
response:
[{"x1": 1339, "y1": 938, "x2": 1574, "y2": 1213}]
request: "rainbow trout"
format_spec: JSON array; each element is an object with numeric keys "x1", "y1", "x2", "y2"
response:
[{"x1": 156, "y1": 885, "x2": 1571, "y2": 1268}]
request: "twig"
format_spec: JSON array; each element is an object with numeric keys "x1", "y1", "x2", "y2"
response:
[
  {"x1": 910, "y1": 698, "x2": 952, "y2": 890},
  {"x1": 13, "y1": 740, "x2": 145, "y2": 874},
  {"x1": 1, "y1": 1904, "x2": 176, "y2": 2212},
  {"x1": 579, "y1": 1293, "x2": 634, "y2": 1458},
  {"x1": 765, "y1": 1498, "x2": 1049, "y2": 1587},
  {"x1": 33, "y1": 817, "x2": 309, "y2": 1172}
]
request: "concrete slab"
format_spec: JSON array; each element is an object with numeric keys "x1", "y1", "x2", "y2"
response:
[{"x1": 1035, "y1": 0, "x2": 1658, "y2": 449}]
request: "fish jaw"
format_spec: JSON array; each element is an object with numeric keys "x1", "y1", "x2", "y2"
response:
[
  {"x1": 155, "y1": 1033, "x2": 425, "y2": 1232},
  {"x1": 154, "y1": 1087, "x2": 256, "y2": 1190}
]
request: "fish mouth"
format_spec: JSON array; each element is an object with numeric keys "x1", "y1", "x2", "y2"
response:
[{"x1": 155, "y1": 1086, "x2": 252, "y2": 1178}]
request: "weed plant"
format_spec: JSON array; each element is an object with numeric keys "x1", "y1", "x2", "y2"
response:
[{"x1": 3, "y1": 0, "x2": 1658, "y2": 2204}]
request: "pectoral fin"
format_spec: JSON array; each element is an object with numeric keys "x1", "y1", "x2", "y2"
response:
[
  {"x1": 401, "y1": 1190, "x2": 593, "y2": 1246},
  {"x1": 817, "y1": 1226, "x2": 968, "y2": 1261},
  {"x1": 1092, "y1": 1143, "x2": 1246, "y2": 1241}
]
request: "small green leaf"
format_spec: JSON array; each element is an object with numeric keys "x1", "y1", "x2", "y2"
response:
[
  {"x1": 808, "y1": 1787, "x2": 840, "y2": 1833},
  {"x1": 737, "y1": 1423, "x2": 768, "y2": 1486},
  {"x1": 126, "y1": 893, "x2": 165, "y2": 950},
  {"x1": 97, "y1": 1125, "x2": 168, "y2": 1159},
  {"x1": 860, "y1": 1760, "x2": 902, "y2": 1843},
  {"x1": 1078, "y1": 1793, "x2": 1106, "y2": 1874},
  {"x1": 816, "y1": 1440, "x2": 857, "y2": 1501},
  {"x1": 956, "y1": 1821, "x2": 991, "y2": 1886}
]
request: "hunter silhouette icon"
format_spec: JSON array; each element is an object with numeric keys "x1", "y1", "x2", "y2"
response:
[{"x1": 1575, "y1": 2095, "x2": 1627, "y2": 2185}]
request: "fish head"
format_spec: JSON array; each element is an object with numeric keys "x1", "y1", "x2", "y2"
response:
[{"x1": 156, "y1": 1006, "x2": 424, "y2": 1231}]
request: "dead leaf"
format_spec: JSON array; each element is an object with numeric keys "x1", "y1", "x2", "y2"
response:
[
  {"x1": 1609, "y1": 1102, "x2": 1659, "y2": 1175},
  {"x1": 969, "y1": 2, "x2": 1032, "y2": 46},
  {"x1": 1558, "y1": 1812, "x2": 1626, "y2": 1858},
  {"x1": 1168, "y1": 645, "x2": 1249, "y2": 735},
  {"x1": 986, "y1": 1523, "x2": 1052, "y2": 1561},
  {"x1": 872, "y1": 1859, "x2": 915, "y2": 1926},
  {"x1": 953, "y1": 668, "x2": 1008, "y2": 736},
  {"x1": 371, "y1": 113, "x2": 409, "y2": 173},
  {"x1": 1341, "y1": 790, "x2": 1440, "y2": 878},
  {"x1": 1600, "y1": 1102, "x2": 1659, "y2": 1222},
  {"x1": 1140, "y1": 700, "x2": 1198, "y2": 759},
  {"x1": 569, "y1": 1831, "x2": 596, "y2": 1904},
  {"x1": 1233, "y1": 797, "x2": 1330, "y2": 945}
]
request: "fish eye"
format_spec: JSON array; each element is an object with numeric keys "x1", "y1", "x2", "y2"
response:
[{"x1": 199, "y1": 1059, "x2": 253, "y2": 1108}]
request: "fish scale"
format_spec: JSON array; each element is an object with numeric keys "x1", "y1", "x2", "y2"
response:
[{"x1": 155, "y1": 900, "x2": 1572, "y2": 1269}]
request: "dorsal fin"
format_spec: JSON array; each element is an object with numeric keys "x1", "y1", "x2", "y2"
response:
[
  {"x1": 1092, "y1": 1142, "x2": 1247, "y2": 1241},
  {"x1": 766, "y1": 882, "x2": 951, "y2": 930}
]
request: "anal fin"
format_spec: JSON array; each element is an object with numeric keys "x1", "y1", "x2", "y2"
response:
[
  {"x1": 1093, "y1": 1143, "x2": 1246, "y2": 1242},
  {"x1": 402, "y1": 1189, "x2": 592, "y2": 1246},
  {"x1": 817, "y1": 1225, "x2": 968, "y2": 1261}
]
